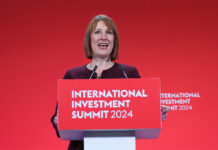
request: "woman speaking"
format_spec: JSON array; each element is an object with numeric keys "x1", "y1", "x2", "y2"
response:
[{"x1": 51, "y1": 14, "x2": 170, "y2": 150}]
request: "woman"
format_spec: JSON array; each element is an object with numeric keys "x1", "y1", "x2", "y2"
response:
[{"x1": 51, "y1": 14, "x2": 170, "y2": 150}]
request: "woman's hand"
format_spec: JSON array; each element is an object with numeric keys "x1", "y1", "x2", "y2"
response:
[
  {"x1": 54, "y1": 109, "x2": 58, "y2": 126},
  {"x1": 161, "y1": 105, "x2": 171, "y2": 121},
  {"x1": 54, "y1": 115, "x2": 58, "y2": 125}
]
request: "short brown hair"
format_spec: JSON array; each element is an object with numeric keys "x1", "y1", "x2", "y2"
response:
[{"x1": 84, "y1": 15, "x2": 119, "y2": 60}]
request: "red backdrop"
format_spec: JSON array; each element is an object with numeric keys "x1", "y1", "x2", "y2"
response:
[{"x1": 0, "y1": 0, "x2": 217, "y2": 150}]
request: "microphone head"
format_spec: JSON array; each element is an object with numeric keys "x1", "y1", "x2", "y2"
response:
[
  {"x1": 119, "y1": 64, "x2": 128, "y2": 78},
  {"x1": 93, "y1": 65, "x2": 98, "y2": 72},
  {"x1": 119, "y1": 64, "x2": 124, "y2": 71}
]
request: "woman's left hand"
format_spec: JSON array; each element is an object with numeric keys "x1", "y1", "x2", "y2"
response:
[{"x1": 161, "y1": 105, "x2": 171, "y2": 121}]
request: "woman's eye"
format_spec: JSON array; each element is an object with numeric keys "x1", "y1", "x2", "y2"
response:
[
  {"x1": 94, "y1": 31, "x2": 100, "y2": 34},
  {"x1": 106, "y1": 31, "x2": 113, "y2": 34}
]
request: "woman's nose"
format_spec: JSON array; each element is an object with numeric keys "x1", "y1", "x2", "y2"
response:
[{"x1": 100, "y1": 32, "x2": 107, "y2": 40}]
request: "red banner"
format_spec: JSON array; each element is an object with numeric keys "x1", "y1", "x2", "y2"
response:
[{"x1": 58, "y1": 78, "x2": 161, "y2": 130}]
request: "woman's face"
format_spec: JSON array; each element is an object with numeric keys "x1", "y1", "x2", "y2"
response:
[{"x1": 90, "y1": 20, "x2": 114, "y2": 59}]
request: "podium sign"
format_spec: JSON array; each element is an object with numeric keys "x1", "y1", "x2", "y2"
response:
[{"x1": 58, "y1": 78, "x2": 161, "y2": 140}]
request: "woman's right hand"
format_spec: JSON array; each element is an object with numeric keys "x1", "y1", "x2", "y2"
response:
[{"x1": 54, "y1": 110, "x2": 58, "y2": 126}]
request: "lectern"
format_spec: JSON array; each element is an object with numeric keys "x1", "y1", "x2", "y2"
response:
[{"x1": 58, "y1": 78, "x2": 161, "y2": 150}]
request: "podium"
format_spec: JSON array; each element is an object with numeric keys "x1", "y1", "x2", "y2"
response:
[{"x1": 58, "y1": 78, "x2": 161, "y2": 150}]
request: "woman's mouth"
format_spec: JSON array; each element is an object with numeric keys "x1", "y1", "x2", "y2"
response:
[{"x1": 98, "y1": 43, "x2": 108, "y2": 49}]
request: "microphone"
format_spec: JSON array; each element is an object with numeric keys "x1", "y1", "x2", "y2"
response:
[
  {"x1": 89, "y1": 65, "x2": 98, "y2": 79},
  {"x1": 119, "y1": 64, "x2": 128, "y2": 78}
]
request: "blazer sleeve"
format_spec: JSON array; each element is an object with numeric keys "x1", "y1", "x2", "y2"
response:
[
  {"x1": 51, "y1": 102, "x2": 60, "y2": 137},
  {"x1": 123, "y1": 65, "x2": 141, "y2": 78},
  {"x1": 131, "y1": 67, "x2": 141, "y2": 78}
]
